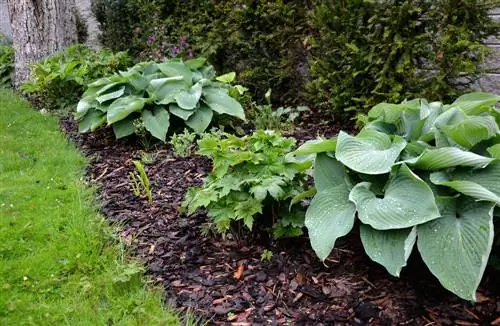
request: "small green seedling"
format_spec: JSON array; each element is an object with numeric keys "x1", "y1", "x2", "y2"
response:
[
  {"x1": 128, "y1": 160, "x2": 152, "y2": 204},
  {"x1": 260, "y1": 249, "x2": 273, "y2": 262}
]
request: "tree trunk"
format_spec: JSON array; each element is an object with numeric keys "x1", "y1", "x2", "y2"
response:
[{"x1": 7, "y1": 0, "x2": 78, "y2": 88}]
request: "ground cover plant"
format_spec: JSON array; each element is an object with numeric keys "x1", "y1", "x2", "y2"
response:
[
  {"x1": 294, "y1": 92, "x2": 500, "y2": 301},
  {"x1": 21, "y1": 44, "x2": 131, "y2": 111},
  {"x1": 76, "y1": 57, "x2": 245, "y2": 142},
  {"x1": 0, "y1": 89, "x2": 181, "y2": 325},
  {"x1": 183, "y1": 130, "x2": 311, "y2": 238}
]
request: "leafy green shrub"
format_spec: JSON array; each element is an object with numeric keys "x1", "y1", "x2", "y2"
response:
[
  {"x1": 0, "y1": 44, "x2": 14, "y2": 88},
  {"x1": 21, "y1": 45, "x2": 131, "y2": 111},
  {"x1": 76, "y1": 58, "x2": 245, "y2": 142},
  {"x1": 182, "y1": 130, "x2": 311, "y2": 238},
  {"x1": 294, "y1": 92, "x2": 500, "y2": 301},
  {"x1": 308, "y1": 0, "x2": 500, "y2": 117},
  {"x1": 170, "y1": 129, "x2": 197, "y2": 158}
]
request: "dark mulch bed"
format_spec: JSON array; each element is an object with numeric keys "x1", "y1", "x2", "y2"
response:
[{"x1": 60, "y1": 115, "x2": 500, "y2": 326}]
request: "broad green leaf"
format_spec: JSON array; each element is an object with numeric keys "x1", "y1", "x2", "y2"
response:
[
  {"x1": 360, "y1": 225, "x2": 416, "y2": 277},
  {"x1": 430, "y1": 171, "x2": 500, "y2": 206},
  {"x1": 336, "y1": 129, "x2": 407, "y2": 175},
  {"x1": 367, "y1": 102, "x2": 416, "y2": 124},
  {"x1": 107, "y1": 96, "x2": 147, "y2": 124},
  {"x1": 216, "y1": 72, "x2": 236, "y2": 83},
  {"x1": 169, "y1": 103, "x2": 195, "y2": 120},
  {"x1": 95, "y1": 82, "x2": 122, "y2": 96},
  {"x1": 112, "y1": 116, "x2": 136, "y2": 138},
  {"x1": 440, "y1": 116, "x2": 499, "y2": 149},
  {"x1": 184, "y1": 57, "x2": 207, "y2": 70},
  {"x1": 78, "y1": 109, "x2": 106, "y2": 133},
  {"x1": 202, "y1": 88, "x2": 245, "y2": 120},
  {"x1": 185, "y1": 104, "x2": 213, "y2": 133},
  {"x1": 96, "y1": 86, "x2": 125, "y2": 104},
  {"x1": 157, "y1": 62, "x2": 193, "y2": 84},
  {"x1": 76, "y1": 97, "x2": 95, "y2": 118},
  {"x1": 293, "y1": 138, "x2": 337, "y2": 155},
  {"x1": 349, "y1": 164, "x2": 440, "y2": 230},
  {"x1": 175, "y1": 82, "x2": 202, "y2": 110},
  {"x1": 148, "y1": 77, "x2": 187, "y2": 105},
  {"x1": 451, "y1": 92, "x2": 500, "y2": 115},
  {"x1": 306, "y1": 154, "x2": 356, "y2": 261},
  {"x1": 402, "y1": 147, "x2": 494, "y2": 170},
  {"x1": 142, "y1": 107, "x2": 170, "y2": 142},
  {"x1": 314, "y1": 153, "x2": 350, "y2": 190},
  {"x1": 487, "y1": 144, "x2": 500, "y2": 159},
  {"x1": 417, "y1": 197, "x2": 495, "y2": 301}
]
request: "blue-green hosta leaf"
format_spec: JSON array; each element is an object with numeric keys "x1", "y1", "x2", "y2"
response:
[
  {"x1": 314, "y1": 152, "x2": 350, "y2": 190},
  {"x1": 293, "y1": 138, "x2": 337, "y2": 155},
  {"x1": 148, "y1": 77, "x2": 187, "y2": 105},
  {"x1": 185, "y1": 104, "x2": 213, "y2": 133},
  {"x1": 440, "y1": 116, "x2": 499, "y2": 149},
  {"x1": 184, "y1": 57, "x2": 207, "y2": 70},
  {"x1": 112, "y1": 116, "x2": 136, "y2": 139},
  {"x1": 202, "y1": 88, "x2": 245, "y2": 120},
  {"x1": 169, "y1": 103, "x2": 195, "y2": 121},
  {"x1": 367, "y1": 102, "x2": 416, "y2": 124},
  {"x1": 95, "y1": 82, "x2": 122, "y2": 96},
  {"x1": 142, "y1": 107, "x2": 170, "y2": 142},
  {"x1": 360, "y1": 225, "x2": 417, "y2": 277},
  {"x1": 157, "y1": 62, "x2": 193, "y2": 84},
  {"x1": 96, "y1": 86, "x2": 125, "y2": 104},
  {"x1": 336, "y1": 129, "x2": 407, "y2": 175},
  {"x1": 402, "y1": 147, "x2": 494, "y2": 170},
  {"x1": 430, "y1": 171, "x2": 500, "y2": 206},
  {"x1": 306, "y1": 154, "x2": 356, "y2": 261},
  {"x1": 349, "y1": 164, "x2": 440, "y2": 230},
  {"x1": 107, "y1": 96, "x2": 147, "y2": 124},
  {"x1": 175, "y1": 82, "x2": 202, "y2": 110},
  {"x1": 76, "y1": 97, "x2": 96, "y2": 118},
  {"x1": 450, "y1": 92, "x2": 500, "y2": 115},
  {"x1": 215, "y1": 72, "x2": 236, "y2": 84},
  {"x1": 78, "y1": 109, "x2": 106, "y2": 133},
  {"x1": 417, "y1": 197, "x2": 495, "y2": 301},
  {"x1": 487, "y1": 144, "x2": 500, "y2": 159}
]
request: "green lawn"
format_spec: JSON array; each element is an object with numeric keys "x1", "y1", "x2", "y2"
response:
[{"x1": 0, "y1": 89, "x2": 181, "y2": 325}]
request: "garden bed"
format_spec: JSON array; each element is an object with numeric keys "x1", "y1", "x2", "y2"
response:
[{"x1": 61, "y1": 115, "x2": 500, "y2": 326}]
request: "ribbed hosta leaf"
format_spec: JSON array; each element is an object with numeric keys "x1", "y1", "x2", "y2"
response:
[
  {"x1": 156, "y1": 62, "x2": 193, "y2": 84},
  {"x1": 203, "y1": 88, "x2": 245, "y2": 120},
  {"x1": 149, "y1": 77, "x2": 187, "y2": 105},
  {"x1": 112, "y1": 116, "x2": 136, "y2": 139},
  {"x1": 107, "y1": 96, "x2": 146, "y2": 124},
  {"x1": 349, "y1": 164, "x2": 440, "y2": 230},
  {"x1": 78, "y1": 109, "x2": 106, "y2": 133},
  {"x1": 403, "y1": 147, "x2": 494, "y2": 170},
  {"x1": 360, "y1": 225, "x2": 416, "y2": 277},
  {"x1": 487, "y1": 144, "x2": 500, "y2": 159},
  {"x1": 96, "y1": 86, "x2": 125, "y2": 104},
  {"x1": 450, "y1": 92, "x2": 500, "y2": 115},
  {"x1": 306, "y1": 154, "x2": 356, "y2": 261},
  {"x1": 185, "y1": 104, "x2": 213, "y2": 133},
  {"x1": 336, "y1": 129, "x2": 407, "y2": 175},
  {"x1": 417, "y1": 197, "x2": 495, "y2": 301},
  {"x1": 440, "y1": 116, "x2": 499, "y2": 149},
  {"x1": 175, "y1": 82, "x2": 203, "y2": 110},
  {"x1": 293, "y1": 138, "x2": 337, "y2": 155},
  {"x1": 142, "y1": 107, "x2": 170, "y2": 142},
  {"x1": 169, "y1": 103, "x2": 195, "y2": 121}
]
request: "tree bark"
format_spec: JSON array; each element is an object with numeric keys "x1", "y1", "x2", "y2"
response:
[{"x1": 7, "y1": 0, "x2": 78, "y2": 88}]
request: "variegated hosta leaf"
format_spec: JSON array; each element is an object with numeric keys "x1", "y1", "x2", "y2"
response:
[
  {"x1": 335, "y1": 129, "x2": 407, "y2": 175},
  {"x1": 402, "y1": 147, "x2": 494, "y2": 170},
  {"x1": 349, "y1": 164, "x2": 440, "y2": 230},
  {"x1": 141, "y1": 107, "x2": 170, "y2": 142},
  {"x1": 202, "y1": 87, "x2": 245, "y2": 120},
  {"x1": 360, "y1": 225, "x2": 416, "y2": 277},
  {"x1": 430, "y1": 162, "x2": 500, "y2": 206},
  {"x1": 306, "y1": 154, "x2": 356, "y2": 261},
  {"x1": 417, "y1": 196, "x2": 495, "y2": 301}
]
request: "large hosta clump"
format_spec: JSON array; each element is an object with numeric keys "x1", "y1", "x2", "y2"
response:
[
  {"x1": 76, "y1": 58, "x2": 245, "y2": 141},
  {"x1": 295, "y1": 92, "x2": 500, "y2": 301}
]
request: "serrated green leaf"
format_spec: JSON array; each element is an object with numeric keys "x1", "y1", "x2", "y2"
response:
[
  {"x1": 106, "y1": 96, "x2": 146, "y2": 124},
  {"x1": 141, "y1": 107, "x2": 170, "y2": 142},
  {"x1": 417, "y1": 197, "x2": 495, "y2": 301},
  {"x1": 360, "y1": 225, "x2": 416, "y2": 277},
  {"x1": 202, "y1": 87, "x2": 245, "y2": 120},
  {"x1": 349, "y1": 164, "x2": 440, "y2": 230},
  {"x1": 185, "y1": 104, "x2": 213, "y2": 133},
  {"x1": 336, "y1": 129, "x2": 407, "y2": 175}
]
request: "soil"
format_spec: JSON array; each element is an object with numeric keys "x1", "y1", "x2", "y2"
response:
[{"x1": 60, "y1": 113, "x2": 500, "y2": 326}]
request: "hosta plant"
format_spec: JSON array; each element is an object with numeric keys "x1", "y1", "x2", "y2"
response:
[
  {"x1": 76, "y1": 57, "x2": 245, "y2": 142},
  {"x1": 294, "y1": 92, "x2": 500, "y2": 301},
  {"x1": 182, "y1": 130, "x2": 311, "y2": 238}
]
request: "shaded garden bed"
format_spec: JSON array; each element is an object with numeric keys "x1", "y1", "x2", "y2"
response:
[{"x1": 61, "y1": 116, "x2": 500, "y2": 325}]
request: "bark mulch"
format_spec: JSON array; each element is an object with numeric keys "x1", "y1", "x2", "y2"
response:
[{"x1": 60, "y1": 116, "x2": 500, "y2": 326}]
